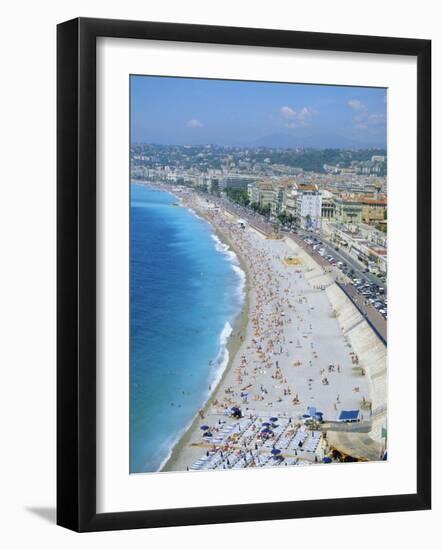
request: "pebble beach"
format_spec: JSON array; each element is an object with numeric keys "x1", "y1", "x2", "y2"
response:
[{"x1": 163, "y1": 191, "x2": 374, "y2": 472}]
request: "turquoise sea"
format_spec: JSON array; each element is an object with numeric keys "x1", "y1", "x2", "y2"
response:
[{"x1": 130, "y1": 183, "x2": 244, "y2": 473}]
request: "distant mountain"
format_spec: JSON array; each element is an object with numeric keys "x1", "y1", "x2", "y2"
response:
[
  {"x1": 132, "y1": 131, "x2": 386, "y2": 150},
  {"x1": 245, "y1": 130, "x2": 386, "y2": 150}
]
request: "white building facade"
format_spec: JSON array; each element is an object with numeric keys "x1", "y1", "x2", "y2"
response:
[{"x1": 296, "y1": 184, "x2": 322, "y2": 230}]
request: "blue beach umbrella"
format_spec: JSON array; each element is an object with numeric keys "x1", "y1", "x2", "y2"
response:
[
  {"x1": 322, "y1": 456, "x2": 332, "y2": 464},
  {"x1": 261, "y1": 428, "x2": 271, "y2": 434},
  {"x1": 200, "y1": 425, "x2": 210, "y2": 430},
  {"x1": 203, "y1": 431, "x2": 213, "y2": 437},
  {"x1": 270, "y1": 417, "x2": 278, "y2": 422},
  {"x1": 271, "y1": 448, "x2": 281, "y2": 455},
  {"x1": 262, "y1": 421, "x2": 271, "y2": 426}
]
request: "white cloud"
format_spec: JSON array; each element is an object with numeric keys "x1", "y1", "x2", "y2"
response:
[
  {"x1": 348, "y1": 99, "x2": 366, "y2": 111},
  {"x1": 280, "y1": 105, "x2": 297, "y2": 118},
  {"x1": 348, "y1": 100, "x2": 385, "y2": 130},
  {"x1": 280, "y1": 105, "x2": 316, "y2": 128},
  {"x1": 298, "y1": 107, "x2": 315, "y2": 121},
  {"x1": 186, "y1": 119, "x2": 203, "y2": 128},
  {"x1": 354, "y1": 112, "x2": 385, "y2": 129}
]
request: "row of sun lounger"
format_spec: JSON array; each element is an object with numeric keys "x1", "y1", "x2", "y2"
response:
[
  {"x1": 302, "y1": 431, "x2": 322, "y2": 452},
  {"x1": 191, "y1": 446, "x2": 318, "y2": 471},
  {"x1": 289, "y1": 430, "x2": 308, "y2": 450},
  {"x1": 191, "y1": 416, "x2": 324, "y2": 471}
]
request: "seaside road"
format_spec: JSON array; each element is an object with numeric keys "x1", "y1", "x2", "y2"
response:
[
  {"x1": 288, "y1": 231, "x2": 387, "y2": 343},
  {"x1": 338, "y1": 283, "x2": 387, "y2": 343}
]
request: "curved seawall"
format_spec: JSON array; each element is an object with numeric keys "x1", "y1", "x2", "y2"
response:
[
  {"x1": 285, "y1": 236, "x2": 387, "y2": 452},
  {"x1": 325, "y1": 284, "x2": 387, "y2": 443}
]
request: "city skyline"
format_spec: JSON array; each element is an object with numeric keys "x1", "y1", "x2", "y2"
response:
[{"x1": 131, "y1": 76, "x2": 387, "y2": 149}]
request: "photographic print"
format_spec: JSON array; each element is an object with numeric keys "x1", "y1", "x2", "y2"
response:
[{"x1": 129, "y1": 75, "x2": 388, "y2": 475}]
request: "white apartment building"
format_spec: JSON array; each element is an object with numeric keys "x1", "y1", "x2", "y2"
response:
[{"x1": 296, "y1": 184, "x2": 322, "y2": 230}]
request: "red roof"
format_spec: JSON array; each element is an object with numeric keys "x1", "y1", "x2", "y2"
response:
[{"x1": 362, "y1": 197, "x2": 387, "y2": 206}]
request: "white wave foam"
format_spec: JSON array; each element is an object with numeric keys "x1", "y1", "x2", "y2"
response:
[
  {"x1": 231, "y1": 264, "x2": 246, "y2": 302},
  {"x1": 231, "y1": 264, "x2": 246, "y2": 284},
  {"x1": 209, "y1": 321, "x2": 233, "y2": 389},
  {"x1": 209, "y1": 233, "x2": 246, "y2": 310},
  {"x1": 220, "y1": 320, "x2": 233, "y2": 346},
  {"x1": 211, "y1": 234, "x2": 239, "y2": 264},
  {"x1": 187, "y1": 206, "x2": 205, "y2": 222}
]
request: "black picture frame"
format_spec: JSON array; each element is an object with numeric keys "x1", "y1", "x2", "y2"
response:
[{"x1": 57, "y1": 17, "x2": 431, "y2": 532}]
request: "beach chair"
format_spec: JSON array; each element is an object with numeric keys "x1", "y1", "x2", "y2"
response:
[
  {"x1": 190, "y1": 456, "x2": 209, "y2": 471},
  {"x1": 290, "y1": 430, "x2": 308, "y2": 450},
  {"x1": 277, "y1": 434, "x2": 291, "y2": 449}
]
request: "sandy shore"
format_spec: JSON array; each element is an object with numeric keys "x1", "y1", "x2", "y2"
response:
[{"x1": 162, "y1": 191, "x2": 372, "y2": 472}]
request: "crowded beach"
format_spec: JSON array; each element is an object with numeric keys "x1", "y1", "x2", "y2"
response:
[{"x1": 163, "y1": 190, "x2": 378, "y2": 472}]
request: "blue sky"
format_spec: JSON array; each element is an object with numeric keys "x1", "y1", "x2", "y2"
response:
[{"x1": 130, "y1": 76, "x2": 387, "y2": 149}]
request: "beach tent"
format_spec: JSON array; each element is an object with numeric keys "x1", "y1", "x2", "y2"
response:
[{"x1": 337, "y1": 409, "x2": 361, "y2": 423}]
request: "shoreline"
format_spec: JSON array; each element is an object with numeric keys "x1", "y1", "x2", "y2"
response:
[
  {"x1": 132, "y1": 180, "x2": 249, "y2": 473},
  {"x1": 161, "y1": 199, "x2": 252, "y2": 472}
]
